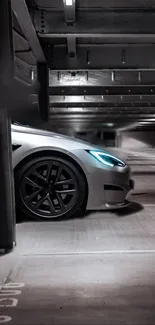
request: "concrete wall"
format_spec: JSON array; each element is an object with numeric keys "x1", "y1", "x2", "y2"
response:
[{"x1": 119, "y1": 131, "x2": 155, "y2": 150}]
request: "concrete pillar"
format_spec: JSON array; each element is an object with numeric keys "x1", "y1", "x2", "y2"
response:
[
  {"x1": 37, "y1": 62, "x2": 49, "y2": 121},
  {"x1": 103, "y1": 131, "x2": 116, "y2": 147},
  {"x1": 116, "y1": 132, "x2": 121, "y2": 147},
  {"x1": 0, "y1": 0, "x2": 16, "y2": 250},
  {"x1": 0, "y1": 109, "x2": 16, "y2": 250}
]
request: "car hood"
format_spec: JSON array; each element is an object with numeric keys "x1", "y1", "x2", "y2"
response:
[
  {"x1": 11, "y1": 125, "x2": 126, "y2": 163},
  {"x1": 11, "y1": 124, "x2": 98, "y2": 150}
]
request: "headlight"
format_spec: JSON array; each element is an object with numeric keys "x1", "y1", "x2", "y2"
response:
[{"x1": 88, "y1": 150, "x2": 126, "y2": 167}]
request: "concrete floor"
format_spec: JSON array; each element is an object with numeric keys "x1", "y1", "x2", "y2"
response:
[{"x1": 1, "y1": 149, "x2": 155, "y2": 324}]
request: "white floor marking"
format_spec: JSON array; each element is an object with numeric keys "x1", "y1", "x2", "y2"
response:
[
  {"x1": 0, "y1": 283, "x2": 25, "y2": 323},
  {"x1": 3, "y1": 283, "x2": 25, "y2": 289},
  {"x1": 22, "y1": 249, "x2": 155, "y2": 256},
  {"x1": 0, "y1": 316, "x2": 11, "y2": 323},
  {"x1": 0, "y1": 298, "x2": 18, "y2": 307},
  {"x1": 0, "y1": 290, "x2": 21, "y2": 296}
]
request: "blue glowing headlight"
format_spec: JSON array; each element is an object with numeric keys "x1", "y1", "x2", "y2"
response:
[{"x1": 88, "y1": 150, "x2": 126, "y2": 167}]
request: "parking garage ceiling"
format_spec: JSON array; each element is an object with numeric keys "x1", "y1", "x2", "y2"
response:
[{"x1": 11, "y1": 0, "x2": 155, "y2": 132}]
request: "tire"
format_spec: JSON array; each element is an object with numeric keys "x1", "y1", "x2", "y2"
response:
[{"x1": 15, "y1": 155, "x2": 87, "y2": 221}]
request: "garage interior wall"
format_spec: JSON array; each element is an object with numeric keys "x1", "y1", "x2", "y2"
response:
[{"x1": 119, "y1": 131, "x2": 155, "y2": 150}]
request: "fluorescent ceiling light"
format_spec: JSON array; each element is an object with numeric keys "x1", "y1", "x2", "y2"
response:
[
  {"x1": 140, "y1": 119, "x2": 155, "y2": 123},
  {"x1": 107, "y1": 123, "x2": 114, "y2": 127},
  {"x1": 31, "y1": 70, "x2": 34, "y2": 80},
  {"x1": 65, "y1": 0, "x2": 73, "y2": 5}
]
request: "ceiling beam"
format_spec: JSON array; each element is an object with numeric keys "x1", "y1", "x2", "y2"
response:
[
  {"x1": 67, "y1": 36, "x2": 76, "y2": 57},
  {"x1": 35, "y1": 94, "x2": 155, "y2": 103},
  {"x1": 47, "y1": 118, "x2": 155, "y2": 125},
  {"x1": 11, "y1": 0, "x2": 46, "y2": 62},
  {"x1": 49, "y1": 102, "x2": 155, "y2": 108},
  {"x1": 49, "y1": 70, "x2": 155, "y2": 86},
  {"x1": 49, "y1": 113, "x2": 155, "y2": 118},
  {"x1": 49, "y1": 86, "x2": 155, "y2": 96},
  {"x1": 38, "y1": 33, "x2": 155, "y2": 44},
  {"x1": 50, "y1": 109, "x2": 155, "y2": 115}
]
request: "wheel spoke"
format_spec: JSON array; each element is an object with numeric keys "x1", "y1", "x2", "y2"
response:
[
  {"x1": 56, "y1": 193, "x2": 66, "y2": 210},
  {"x1": 46, "y1": 162, "x2": 53, "y2": 182},
  {"x1": 56, "y1": 179, "x2": 74, "y2": 185},
  {"x1": 56, "y1": 189, "x2": 76, "y2": 195},
  {"x1": 25, "y1": 188, "x2": 42, "y2": 202},
  {"x1": 47, "y1": 194, "x2": 55, "y2": 213},
  {"x1": 55, "y1": 165, "x2": 62, "y2": 184},
  {"x1": 25, "y1": 177, "x2": 43, "y2": 189},
  {"x1": 31, "y1": 169, "x2": 47, "y2": 184},
  {"x1": 36, "y1": 194, "x2": 47, "y2": 209}
]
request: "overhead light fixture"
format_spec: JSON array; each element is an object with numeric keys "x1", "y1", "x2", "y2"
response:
[
  {"x1": 31, "y1": 69, "x2": 34, "y2": 81},
  {"x1": 107, "y1": 123, "x2": 114, "y2": 127},
  {"x1": 65, "y1": 0, "x2": 73, "y2": 6}
]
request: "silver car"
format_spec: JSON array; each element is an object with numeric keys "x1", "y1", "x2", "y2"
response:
[{"x1": 12, "y1": 123, "x2": 134, "y2": 220}]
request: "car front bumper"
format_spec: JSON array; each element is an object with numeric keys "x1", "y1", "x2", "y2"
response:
[
  {"x1": 86, "y1": 165, "x2": 134, "y2": 211},
  {"x1": 105, "y1": 199, "x2": 131, "y2": 209}
]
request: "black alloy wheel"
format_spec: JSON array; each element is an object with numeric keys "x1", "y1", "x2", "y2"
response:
[{"x1": 15, "y1": 156, "x2": 87, "y2": 220}]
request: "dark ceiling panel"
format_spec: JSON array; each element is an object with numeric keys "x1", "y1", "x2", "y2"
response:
[
  {"x1": 47, "y1": 45, "x2": 155, "y2": 69},
  {"x1": 34, "y1": 0, "x2": 63, "y2": 9},
  {"x1": 12, "y1": 12, "x2": 25, "y2": 37},
  {"x1": 13, "y1": 30, "x2": 36, "y2": 65},
  {"x1": 34, "y1": 0, "x2": 155, "y2": 9},
  {"x1": 76, "y1": 0, "x2": 155, "y2": 9},
  {"x1": 14, "y1": 57, "x2": 35, "y2": 84},
  {"x1": 12, "y1": 0, "x2": 45, "y2": 62},
  {"x1": 13, "y1": 30, "x2": 29, "y2": 51},
  {"x1": 35, "y1": 11, "x2": 155, "y2": 34}
]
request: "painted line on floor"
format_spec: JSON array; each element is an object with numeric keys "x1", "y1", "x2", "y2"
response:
[
  {"x1": 0, "y1": 316, "x2": 12, "y2": 323},
  {"x1": 21, "y1": 250, "x2": 155, "y2": 256},
  {"x1": 0, "y1": 283, "x2": 25, "y2": 323},
  {"x1": 143, "y1": 204, "x2": 155, "y2": 206}
]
